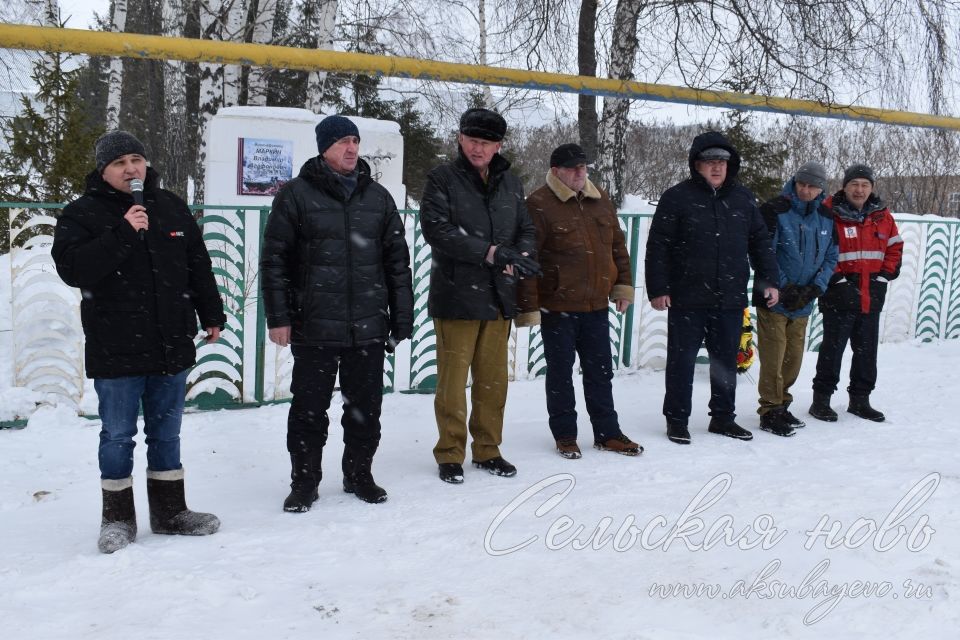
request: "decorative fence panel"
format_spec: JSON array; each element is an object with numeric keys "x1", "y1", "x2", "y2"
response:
[{"x1": 3, "y1": 204, "x2": 957, "y2": 425}]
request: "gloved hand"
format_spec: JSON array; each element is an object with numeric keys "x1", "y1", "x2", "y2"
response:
[
  {"x1": 779, "y1": 284, "x2": 801, "y2": 310},
  {"x1": 385, "y1": 326, "x2": 411, "y2": 354},
  {"x1": 793, "y1": 284, "x2": 822, "y2": 309},
  {"x1": 492, "y1": 246, "x2": 542, "y2": 278},
  {"x1": 781, "y1": 284, "x2": 822, "y2": 312}
]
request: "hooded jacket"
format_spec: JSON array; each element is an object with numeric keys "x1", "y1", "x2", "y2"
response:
[
  {"x1": 817, "y1": 191, "x2": 903, "y2": 314},
  {"x1": 751, "y1": 178, "x2": 839, "y2": 317},
  {"x1": 419, "y1": 148, "x2": 536, "y2": 319},
  {"x1": 517, "y1": 171, "x2": 633, "y2": 317},
  {"x1": 260, "y1": 157, "x2": 414, "y2": 347},
  {"x1": 645, "y1": 131, "x2": 779, "y2": 310},
  {"x1": 52, "y1": 168, "x2": 226, "y2": 378}
]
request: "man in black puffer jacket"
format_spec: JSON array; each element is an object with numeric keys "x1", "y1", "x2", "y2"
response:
[
  {"x1": 53, "y1": 131, "x2": 226, "y2": 554},
  {"x1": 420, "y1": 108, "x2": 538, "y2": 484},
  {"x1": 646, "y1": 131, "x2": 779, "y2": 445},
  {"x1": 261, "y1": 115, "x2": 413, "y2": 511}
]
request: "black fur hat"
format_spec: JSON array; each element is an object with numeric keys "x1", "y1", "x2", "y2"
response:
[{"x1": 459, "y1": 108, "x2": 507, "y2": 141}]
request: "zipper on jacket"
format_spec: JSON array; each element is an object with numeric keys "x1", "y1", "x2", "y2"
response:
[{"x1": 344, "y1": 191, "x2": 356, "y2": 344}]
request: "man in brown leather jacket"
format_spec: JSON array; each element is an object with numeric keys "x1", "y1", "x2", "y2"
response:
[{"x1": 517, "y1": 143, "x2": 642, "y2": 459}]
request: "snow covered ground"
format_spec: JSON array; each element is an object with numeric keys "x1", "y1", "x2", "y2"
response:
[{"x1": 2, "y1": 330, "x2": 958, "y2": 639}]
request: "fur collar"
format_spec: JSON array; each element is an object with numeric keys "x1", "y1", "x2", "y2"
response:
[{"x1": 546, "y1": 170, "x2": 602, "y2": 202}]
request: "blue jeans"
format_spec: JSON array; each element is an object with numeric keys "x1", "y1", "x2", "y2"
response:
[
  {"x1": 541, "y1": 309, "x2": 621, "y2": 442},
  {"x1": 94, "y1": 370, "x2": 188, "y2": 479},
  {"x1": 663, "y1": 308, "x2": 742, "y2": 425}
]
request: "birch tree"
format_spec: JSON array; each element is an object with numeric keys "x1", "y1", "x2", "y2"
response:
[
  {"x1": 246, "y1": 0, "x2": 278, "y2": 105},
  {"x1": 104, "y1": 0, "x2": 128, "y2": 130},
  {"x1": 223, "y1": 0, "x2": 247, "y2": 106},
  {"x1": 303, "y1": 0, "x2": 338, "y2": 113},
  {"x1": 195, "y1": 0, "x2": 228, "y2": 202},
  {"x1": 596, "y1": 0, "x2": 642, "y2": 206}
]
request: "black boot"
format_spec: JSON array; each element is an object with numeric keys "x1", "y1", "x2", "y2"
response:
[
  {"x1": 342, "y1": 449, "x2": 388, "y2": 504},
  {"x1": 848, "y1": 395, "x2": 885, "y2": 422},
  {"x1": 759, "y1": 409, "x2": 796, "y2": 437},
  {"x1": 284, "y1": 451, "x2": 322, "y2": 513},
  {"x1": 809, "y1": 392, "x2": 838, "y2": 422},
  {"x1": 146, "y1": 468, "x2": 220, "y2": 535},
  {"x1": 98, "y1": 477, "x2": 137, "y2": 554}
]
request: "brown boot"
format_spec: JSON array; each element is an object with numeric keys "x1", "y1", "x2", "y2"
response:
[
  {"x1": 555, "y1": 438, "x2": 582, "y2": 459},
  {"x1": 594, "y1": 434, "x2": 644, "y2": 456}
]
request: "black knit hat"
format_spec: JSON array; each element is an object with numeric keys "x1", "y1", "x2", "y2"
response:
[
  {"x1": 315, "y1": 115, "x2": 360, "y2": 155},
  {"x1": 843, "y1": 164, "x2": 875, "y2": 186},
  {"x1": 550, "y1": 143, "x2": 589, "y2": 168},
  {"x1": 95, "y1": 131, "x2": 146, "y2": 173},
  {"x1": 459, "y1": 108, "x2": 507, "y2": 141}
]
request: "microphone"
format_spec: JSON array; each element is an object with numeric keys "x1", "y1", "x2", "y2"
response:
[{"x1": 130, "y1": 178, "x2": 145, "y2": 240}]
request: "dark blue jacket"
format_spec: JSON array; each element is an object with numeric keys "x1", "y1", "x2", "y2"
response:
[
  {"x1": 752, "y1": 179, "x2": 839, "y2": 318},
  {"x1": 645, "y1": 131, "x2": 778, "y2": 310}
]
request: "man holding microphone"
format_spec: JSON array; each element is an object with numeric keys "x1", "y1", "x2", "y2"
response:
[{"x1": 53, "y1": 131, "x2": 225, "y2": 553}]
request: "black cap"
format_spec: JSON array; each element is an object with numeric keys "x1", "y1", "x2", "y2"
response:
[
  {"x1": 550, "y1": 143, "x2": 589, "y2": 168},
  {"x1": 843, "y1": 164, "x2": 875, "y2": 186},
  {"x1": 459, "y1": 108, "x2": 507, "y2": 141}
]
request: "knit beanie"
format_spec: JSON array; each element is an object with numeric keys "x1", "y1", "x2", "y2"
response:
[
  {"x1": 843, "y1": 164, "x2": 875, "y2": 186},
  {"x1": 794, "y1": 161, "x2": 827, "y2": 191},
  {"x1": 315, "y1": 115, "x2": 360, "y2": 155},
  {"x1": 459, "y1": 108, "x2": 507, "y2": 141},
  {"x1": 95, "y1": 131, "x2": 146, "y2": 173}
]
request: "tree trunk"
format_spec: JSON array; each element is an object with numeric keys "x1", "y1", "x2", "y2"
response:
[
  {"x1": 477, "y1": 0, "x2": 493, "y2": 106},
  {"x1": 304, "y1": 0, "x2": 338, "y2": 113},
  {"x1": 223, "y1": 0, "x2": 247, "y2": 106},
  {"x1": 597, "y1": 0, "x2": 642, "y2": 207},
  {"x1": 105, "y1": 0, "x2": 128, "y2": 130},
  {"x1": 195, "y1": 0, "x2": 226, "y2": 203},
  {"x1": 163, "y1": 0, "x2": 189, "y2": 195},
  {"x1": 577, "y1": 0, "x2": 598, "y2": 163},
  {"x1": 246, "y1": 0, "x2": 277, "y2": 106}
]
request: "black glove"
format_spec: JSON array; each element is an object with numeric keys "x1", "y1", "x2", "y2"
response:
[
  {"x1": 385, "y1": 326, "x2": 411, "y2": 354},
  {"x1": 492, "y1": 246, "x2": 542, "y2": 278},
  {"x1": 779, "y1": 284, "x2": 801, "y2": 310},
  {"x1": 794, "y1": 284, "x2": 822, "y2": 309}
]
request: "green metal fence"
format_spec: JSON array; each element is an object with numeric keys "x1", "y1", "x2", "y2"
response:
[{"x1": 3, "y1": 203, "x2": 958, "y2": 427}]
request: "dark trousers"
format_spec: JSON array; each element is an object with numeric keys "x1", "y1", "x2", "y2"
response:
[
  {"x1": 812, "y1": 310, "x2": 880, "y2": 396},
  {"x1": 287, "y1": 343, "x2": 386, "y2": 458},
  {"x1": 541, "y1": 309, "x2": 621, "y2": 442},
  {"x1": 664, "y1": 308, "x2": 742, "y2": 425}
]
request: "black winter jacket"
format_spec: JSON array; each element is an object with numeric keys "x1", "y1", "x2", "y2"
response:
[
  {"x1": 419, "y1": 150, "x2": 536, "y2": 319},
  {"x1": 645, "y1": 131, "x2": 779, "y2": 310},
  {"x1": 260, "y1": 158, "x2": 413, "y2": 347},
  {"x1": 52, "y1": 168, "x2": 226, "y2": 379}
]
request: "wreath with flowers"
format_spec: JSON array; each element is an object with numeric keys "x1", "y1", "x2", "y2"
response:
[{"x1": 736, "y1": 308, "x2": 755, "y2": 374}]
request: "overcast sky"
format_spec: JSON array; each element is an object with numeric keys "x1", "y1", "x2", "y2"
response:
[{"x1": 58, "y1": 0, "x2": 104, "y2": 29}]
